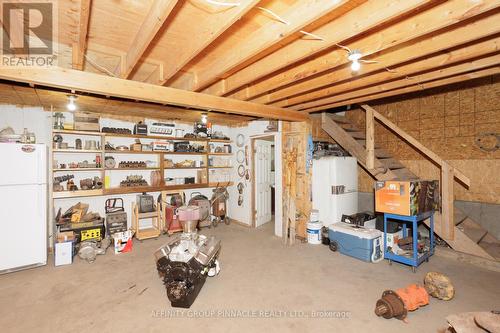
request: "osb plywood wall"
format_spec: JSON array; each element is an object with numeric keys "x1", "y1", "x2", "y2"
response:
[{"x1": 346, "y1": 75, "x2": 500, "y2": 204}]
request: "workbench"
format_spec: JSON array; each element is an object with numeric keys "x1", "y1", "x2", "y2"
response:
[{"x1": 383, "y1": 211, "x2": 435, "y2": 272}]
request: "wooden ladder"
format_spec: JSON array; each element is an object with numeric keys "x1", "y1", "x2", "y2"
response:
[{"x1": 321, "y1": 112, "x2": 499, "y2": 261}]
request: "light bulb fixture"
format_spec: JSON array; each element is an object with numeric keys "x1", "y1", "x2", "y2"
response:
[
  {"x1": 66, "y1": 95, "x2": 77, "y2": 111},
  {"x1": 201, "y1": 112, "x2": 208, "y2": 124},
  {"x1": 348, "y1": 50, "x2": 362, "y2": 72},
  {"x1": 351, "y1": 60, "x2": 361, "y2": 71}
]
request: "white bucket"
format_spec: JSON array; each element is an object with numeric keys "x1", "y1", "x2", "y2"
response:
[
  {"x1": 310, "y1": 209, "x2": 319, "y2": 222},
  {"x1": 307, "y1": 221, "x2": 322, "y2": 245}
]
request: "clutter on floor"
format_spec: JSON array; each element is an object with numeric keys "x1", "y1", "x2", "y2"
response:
[{"x1": 375, "y1": 272, "x2": 454, "y2": 322}]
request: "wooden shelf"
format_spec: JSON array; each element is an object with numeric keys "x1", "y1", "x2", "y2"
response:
[
  {"x1": 209, "y1": 139, "x2": 232, "y2": 143},
  {"x1": 53, "y1": 168, "x2": 103, "y2": 172},
  {"x1": 53, "y1": 189, "x2": 104, "y2": 199},
  {"x1": 53, "y1": 129, "x2": 103, "y2": 136},
  {"x1": 208, "y1": 152, "x2": 232, "y2": 156},
  {"x1": 209, "y1": 166, "x2": 233, "y2": 169},
  {"x1": 104, "y1": 133, "x2": 208, "y2": 142},
  {"x1": 104, "y1": 183, "x2": 210, "y2": 195},
  {"x1": 105, "y1": 150, "x2": 159, "y2": 154},
  {"x1": 165, "y1": 151, "x2": 207, "y2": 155},
  {"x1": 208, "y1": 182, "x2": 234, "y2": 187},
  {"x1": 164, "y1": 167, "x2": 206, "y2": 170},
  {"x1": 106, "y1": 167, "x2": 160, "y2": 170},
  {"x1": 53, "y1": 149, "x2": 103, "y2": 153}
]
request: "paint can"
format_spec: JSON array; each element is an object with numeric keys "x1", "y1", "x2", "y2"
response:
[
  {"x1": 307, "y1": 220, "x2": 322, "y2": 245},
  {"x1": 310, "y1": 209, "x2": 319, "y2": 222}
]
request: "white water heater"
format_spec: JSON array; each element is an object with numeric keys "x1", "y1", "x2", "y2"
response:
[{"x1": 312, "y1": 156, "x2": 358, "y2": 228}]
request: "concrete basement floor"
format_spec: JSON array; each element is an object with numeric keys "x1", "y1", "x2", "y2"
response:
[{"x1": 1, "y1": 223, "x2": 499, "y2": 333}]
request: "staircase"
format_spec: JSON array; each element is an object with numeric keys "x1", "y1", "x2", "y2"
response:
[{"x1": 321, "y1": 113, "x2": 500, "y2": 261}]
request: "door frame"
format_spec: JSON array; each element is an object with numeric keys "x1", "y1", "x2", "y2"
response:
[{"x1": 250, "y1": 133, "x2": 282, "y2": 236}]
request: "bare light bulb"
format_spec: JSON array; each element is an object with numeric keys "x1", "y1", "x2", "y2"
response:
[
  {"x1": 201, "y1": 113, "x2": 208, "y2": 124},
  {"x1": 351, "y1": 60, "x2": 360, "y2": 71},
  {"x1": 66, "y1": 95, "x2": 77, "y2": 111}
]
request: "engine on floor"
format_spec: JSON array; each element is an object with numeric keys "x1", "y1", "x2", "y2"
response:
[{"x1": 154, "y1": 231, "x2": 221, "y2": 308}]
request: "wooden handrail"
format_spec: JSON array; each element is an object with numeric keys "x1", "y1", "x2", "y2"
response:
[{"x1": 360, "y1": 104, "x2": 470, "y2": 188}]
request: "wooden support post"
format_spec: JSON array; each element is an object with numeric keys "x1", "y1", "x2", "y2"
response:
[
  {"x1": 366, "y1": 107, "x2": 375, "y2": 170},
  {"x1": 441, "y1": 162, "x2": 455, "y2": 240}
]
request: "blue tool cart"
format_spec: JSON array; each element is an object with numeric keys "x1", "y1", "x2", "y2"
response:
[{"x1": 383, "y1": 211, "x2": 435, "y2": 272}]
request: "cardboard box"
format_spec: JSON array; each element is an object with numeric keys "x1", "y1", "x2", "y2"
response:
[
  {"x1": 55, "y1": 242, "x2": 73, "y2": 266},
  {"x1": 375, "y1": 180, "x2": 440, "y2": 216}
]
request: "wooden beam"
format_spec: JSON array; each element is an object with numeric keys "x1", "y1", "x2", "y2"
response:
[
  {"x1": 360, "y1": 105, "x2": 471, "y2": 187},
  {"x1": 192, "y1": 0, "x2": 350, "y2": 92},
  {"x1": 120, "y1": 0, "x2": 178, "y2": 79},
  {"x1": 365, "y1": 107, "x2": 374, "y2": 170},
  {"x1": 207, "y1": 0, "x2": 429, "y2": 97},
  {"x1": 160, "y1": 0, "x2": 260, "y2": 85},
  {"x1": 247, "y1": 0, "x2": 500, "y2": 103},
  {"x1": 305, "y1": 66, "x2": 500, "y2": 115},
  {"x1": 287, "y1": 35, "x2": 500, "y2": 109},
  {"x1": 72, "y1": 0, "x2": 92, "y2": 70},
  {"x1": 295, "y1": 51, "x2": 500, "y2": 110},
  {"x1": 0, "y1": 67, "x2": 307, "y2": 121},
  {"x1": 441, "y1": 162, "x2": 455, "y2": 240}
]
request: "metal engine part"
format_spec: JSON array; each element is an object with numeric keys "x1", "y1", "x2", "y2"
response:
[
  {"x1": 155, "y1": 232, "x2": 221, "y2": 308},
  {"x1": 375, "y1": 284, "x2": 429, "y2": 320}
]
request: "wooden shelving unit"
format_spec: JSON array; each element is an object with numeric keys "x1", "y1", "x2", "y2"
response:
[
  {"x1": 53, "y1": 189, "x2": 104, "y2": 199},
  {"x1": 51, "y1": 129, "x2": 234, "y2": 199}
]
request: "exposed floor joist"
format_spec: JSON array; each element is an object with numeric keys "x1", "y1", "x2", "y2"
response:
[
  {"x1": 248, "y1": 0, "x2": 500, "y2": 104},
  {"x1": 305, "y1": 66, "x2": 500, "y2": 112},
  {"x1": 191, "y1": 0, "x2": 351, "y2": 92},
  {"x1": 205, "y1": 0, "x2": 430, "y2": 97},
  {"x1": 0, "y1": 67, "x2": 307, "y2": 121},
  {"x1": 271, "y1": 12, "x2": 500, "y2": 108},
  {"x1": 119, "y1": 0, "x2": 179, "y2": 79},
  {"x1": 72, "y1": 0, "x2": 92, "y2": 70},
  {"x1": 293, "y1": 41, "x2": 500, "y2": 110},
  {"x1": 160, "y1": 0, "x2": 260, "y2": 85}
]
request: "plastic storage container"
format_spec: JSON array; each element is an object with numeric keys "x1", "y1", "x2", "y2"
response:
[{"x1": 328, "y1": 222, "x2": 383, "y2": 262}]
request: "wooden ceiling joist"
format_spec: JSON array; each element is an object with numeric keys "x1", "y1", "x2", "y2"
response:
[
  {"x1": 72, "y1": 0, "x2": 92, "y2": 70},
  {"x1": 301, "y1": 53, "x2": 500, "y2": 111},
  {"x1": 245, "y1": 0, "x2": 500, "y2": 104},
  {"x1": 292, "y1": 37, "x2": 500, "y2": 110},
  {"x1": 159, "y1": 0, "x2": 261, "y2": 85},
  {"x1": 305, "y1": 66, "x2": 500, "y2": 113},
  {"x1": 0, "y1": 67, "x2": 307, "y2": 121},
  {"x1": 191, "y1": 0, "x2": 351, "y2": 92},
  {"x1": 203, "y1": 0, "x2": 430, "y2": 97},
  {"x1": 119, "y1": 0, "x2": 179, "y2": 79}
]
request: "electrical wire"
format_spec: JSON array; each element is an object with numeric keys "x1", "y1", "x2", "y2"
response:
[
  {"x1": 204, "y1": 0, "x2": 241, "y2": 6},
  {"x1": 84, "y1": 54, "x2": 117, "y2": 77},
  {"x1": 256, "y1": 7, "x2": 325, "y2": 41}
]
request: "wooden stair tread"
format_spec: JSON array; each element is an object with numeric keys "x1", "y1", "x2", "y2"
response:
[
  {"x1": 390, "y1": 168, "x2": 419, "y2": 180},
  {"x1": 348, "y1": 131, "x2": 366, "y2": 139},
  {"x1": 355, "y1": 139, "x2": 382, "y2": 148},
  {"x1": 458, "y1": 218, "x2": 489, "y2": 244},
  {"x1": 340, "y1": 124, "x2": 359, "y2": 132},
  {"x1": 329, "y1": 115, "x2": 350, "y2": 124},
  {"x1": 378, "y1": 158, "x2": 406, "y2": 170},
  {"x1": 374, "y1": 149, "x2": 393, "y2": 158},
  {"x1": 479, "y1": 233, "x2": 500, "y2": 260}
]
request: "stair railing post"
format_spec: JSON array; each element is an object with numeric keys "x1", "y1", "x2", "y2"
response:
[
  {"x1": 441, "y1": 161, "x2": 455, "y2": 240},
  {"x1": 365, "y1": 107, "x2": 375, "y2": 170}
]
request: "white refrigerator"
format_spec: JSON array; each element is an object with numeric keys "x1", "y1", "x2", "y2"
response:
[
  {"x1": 0, "y1": 143, "x2": 48, "y2": 273},
  {"x1": 312, "y1": 156, "x2": 358, "y2": 227}
]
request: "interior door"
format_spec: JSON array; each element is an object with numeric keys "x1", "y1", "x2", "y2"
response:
[{"x1": 254, "y1": 139, "x2": 273, "y2": 227}]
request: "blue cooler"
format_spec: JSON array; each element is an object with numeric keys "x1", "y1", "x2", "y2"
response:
[{"x1": 328, "y1": 222, "x2": 383, "y2": 262}]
